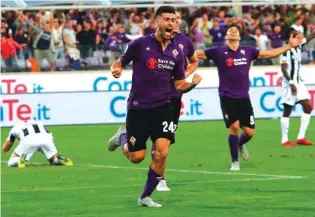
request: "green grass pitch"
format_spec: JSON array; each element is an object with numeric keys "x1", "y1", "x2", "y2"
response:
[{"x1": 1, "y1": 119, "x2": 315, "y2": 217}]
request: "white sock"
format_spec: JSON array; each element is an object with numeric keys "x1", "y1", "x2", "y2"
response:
[
  {"x1": 280, "y1": 117, "x2": 290, "y2": 143},
  {"x1": 297, "y1": 113, "x2": 311, "y2": 140}
]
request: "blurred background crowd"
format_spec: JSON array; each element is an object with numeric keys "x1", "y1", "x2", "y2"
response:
[{"x1": 1, "y1": 4, "x2": 315, "y2": 72}]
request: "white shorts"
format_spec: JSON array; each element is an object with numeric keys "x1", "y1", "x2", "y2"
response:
[
  {"x1": 13, "y1": 134, "x2": 58, "y2": 160},
  {"x1": 280, "y1": 83, "x2": 310, "y2": 106}
]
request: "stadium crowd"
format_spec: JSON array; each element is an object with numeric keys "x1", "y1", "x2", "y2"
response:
[{"x1": 1, "y1": 4, "x2": 315, "y2": 72}]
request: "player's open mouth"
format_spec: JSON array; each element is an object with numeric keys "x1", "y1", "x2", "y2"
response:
[{"x1": 165, "y1": 27, "x2": 172, "y2": 37}]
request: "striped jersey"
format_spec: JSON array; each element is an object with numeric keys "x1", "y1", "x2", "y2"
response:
[
  {"x1": 7, "y1": 121, "x2": 50, "y2": 142},
  {"x1": 280, "y1": 41, "x2": 306, "y2": 86}
]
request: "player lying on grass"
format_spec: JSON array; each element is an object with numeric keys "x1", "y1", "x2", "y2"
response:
[
  {"x1": 2, "y1": 121, "x2": 73, "y2": 168},
  {"x1": 280, "y1": 27, "x2": 315, "y2": 147},
  {"x1": 108, "y1": 6, "x2": 202, "y2": 207},
  {"x1": 196, "y1": 24, "x2": 305, "y2": 171}
]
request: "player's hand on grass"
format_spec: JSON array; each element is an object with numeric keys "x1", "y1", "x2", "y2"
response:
[
  {"x1": 289, "y1": 33, "x2": 305, "y2": 48},
  {"x1": 111, "y1": 67, "x2": 122, "y2": 78},
  {"x1": 290, "y1": 84, "x2": 297, "y2": 95},
  {"x1": 192, "y1": 73, "x2": 202, "y2": 86}
]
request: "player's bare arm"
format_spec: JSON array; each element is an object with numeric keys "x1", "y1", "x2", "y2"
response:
[
  {"x1": 281, "y1": 63, "x2": 297, "y2": 94},
  {"x1": 2, "y1": 140, "x2": 13, "y2": 153},
  {"x1": 185, "y1": 52, "x2": 198, "y2": 78},
  {"x1": 196, "y1": 50, "x2": 207, "y2": 60},
  {"x1": 258, "y1": 33, "x2": 304, "y2": 59},
  {"x1": 175, "y1": 73, "x2": 202, "y2": 93},
  {"x1": 111, "y1": 60, "x2": 123, "y2": 78}
]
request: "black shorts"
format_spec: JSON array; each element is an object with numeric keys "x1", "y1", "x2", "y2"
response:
[
  {"x1": 220, "y1": 96, "x2": 255, "y2": 129},
  {"x1": 171, "y1": 97, "x2": 181, "y2": 127},
  {"x1": 126, "y1": 103, "x2": 175, "y2": 152}
]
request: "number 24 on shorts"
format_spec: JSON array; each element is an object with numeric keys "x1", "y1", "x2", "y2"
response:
[{"x1": 162, "y1": 121, "x2": 177, "y2": 133}]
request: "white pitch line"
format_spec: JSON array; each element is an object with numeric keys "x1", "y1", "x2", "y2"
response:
[
  {"x1": 1, "y1": 177, "x2": 294, "y2": 193},
  {"x1": 1, "y1": 160, "x2": 306, "y2": 179},
  {"x1": 74, "y1": 163, "x2": 306, "y2": 179}
]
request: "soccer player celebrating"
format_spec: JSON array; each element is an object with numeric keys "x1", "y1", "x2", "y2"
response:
[
  {"x1": 196, "y1": 25, "x2": 304, "y2": 171},
  {"x1": 280, "y1": 27, "x2": 315, "y2": 147},
  {"x1": 154, "y1": 10, "x2": 198, "y2": 192},
  {"x1": 3, "y1": 121, "x2": 73, "y2": 168},
  {"x1": 109, "y1": 6, "x2": 202, "y2": 207}
]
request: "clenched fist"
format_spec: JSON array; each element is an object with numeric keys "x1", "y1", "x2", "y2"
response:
[
  {"x1": 192, "y1": 73, "x2": 202, "y2": 85},
  {"x1": 111, "y1": 67, "x2": 122, "y2": 78}
]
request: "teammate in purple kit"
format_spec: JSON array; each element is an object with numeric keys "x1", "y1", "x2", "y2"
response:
[
  {"x1": 197, "y1": 25, "x2": 304, "y2": 171},
  {"x1": 155, "y1": 10, "x2": 198, "y2": 192},
  {"x1": 108, "y1": 6, "x2": 202, "y2": 207}
]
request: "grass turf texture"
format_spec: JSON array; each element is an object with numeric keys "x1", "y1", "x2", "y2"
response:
[{"x1": 1, "y1": 119, "x2": 315, "y2": 217}]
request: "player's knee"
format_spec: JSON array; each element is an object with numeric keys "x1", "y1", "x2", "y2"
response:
[
  {"x1": 129, "y1": 151, "x2": 146, "y2": 164},
  {"x1": 244, "y1": 129, "x2": 255, "y2": 138},
  {"x1": 304, "y1": 105, "x2": 313, "y2": 114},
  {"x1": 153, "y1": 149, "x2": 168, "y2": 164},
  {"x1": 283, "y1": 104, "x2": 292, "y2": 117},
  {"x1": 229, "y1": 121, "x2": 240, "y2": 135}
]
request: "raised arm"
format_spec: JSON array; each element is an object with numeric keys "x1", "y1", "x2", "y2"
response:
[
  {"x1": 258, "y1": 33, "x2": 304, "y2": 59},
  {"x1": 185, "y1": 52, "x2": 198, "y2": 78},
  {"x1": 196, "y1": 50, "x2": 207, "y2": 60}
]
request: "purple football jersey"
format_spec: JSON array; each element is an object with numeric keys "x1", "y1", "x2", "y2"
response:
[
  {"x1": 205, "y1": 45, "x2": 260, "y2": 98},
  {"x1": 170, "y1": 33, "x2": 195, "y2": 98},
  {"x1": 119, "y1": 34, "x2": 186, "y2": 109}
]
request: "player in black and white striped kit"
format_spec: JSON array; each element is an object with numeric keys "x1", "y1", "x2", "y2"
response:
[
  {"x1": 2, "y1": 121, "x2": 73, "y2": 168},
  {"x1": 280, "y1": 27, "x2": 315, "y2": 147}
]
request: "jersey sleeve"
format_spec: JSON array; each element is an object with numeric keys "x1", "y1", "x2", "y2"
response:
[
  {"x1": 6, "y1": 127, "x2": 18, "y2": 142},
  {"x1": 186, "y1": 37, "x2": 195, "y2": 58},
  {"x1": 119, "y1": 38, "x2": 140, "y2": 67},
  {"x1": 173, "y1": 51, "x2": 186, "y2": 80},
  {"x1": 250, "y1": 47, "x2": 260, "y2": 60},
  {"x1": 280, "y1": 50, "x2": 289, "y2": 64},
  {"x1": 204, "y1": 47, "x2": 218, "y2": 62}
]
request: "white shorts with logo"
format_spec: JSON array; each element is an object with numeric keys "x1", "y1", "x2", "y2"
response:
[
  {"x1": 14, "y1": 134, "x2": 58, "y2": 160},
  {"x1": 280, "y1": 83, "x2": 310, "y2": 106}
]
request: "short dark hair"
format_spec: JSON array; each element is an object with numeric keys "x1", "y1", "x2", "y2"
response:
[
  {"x1": 225, "y1": 24, "x2": 241, "y2": 34},
  {"x1": 155, "y1": 6, "x2": 176, "y2": 18},
  {"x1": 287, "y1": 27, "x2": 298, "y2": 39}
]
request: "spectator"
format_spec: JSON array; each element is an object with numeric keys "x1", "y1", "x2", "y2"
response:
[
  {"x1": 106, "y1": 26, "x2": 121, "y2": 66},
  {"x1": 51, "y1": 10, "x2": 66, "y2": 59},
  {"x1": 61, "y1": 48, "x2": 82, "y2": 71},
  {"x1": 291, "y1": 16, "x2": 305, "y2": 34},
  {"x1": 199, "y1": 14, "x2": 212, "y2": 47},
  {"x1": 63, "y1": 20, "x2": 79, "y2": 56},
  {"x1": 116, "y1": 26, "x2": 128, "y2": 53},
  {"x1": 178, "y1": 10, "x2": 189, "y2": 35},
  {"x1": 253, "y1": 28, "x2": 272, "y2": 65},
  {"x1": 21, "y1": 11, "x2": 57, "y2": 71},
  {"x1": 190, "y1": 18, "x2": 206, "y2": 50},
  {"x1": 128, "y1": 13, "x2": 144, "y2": 35},
  {"x1": 77, "y1": 20, "x2": 96, "y2": 58},
  {"x1": 143, "y1": 21, "x2": 155, "y2": 36},
  {"x1": 1, "y1": 32, "x2": 22, "y2": 72},
  {"x1": 209, "y1": 19, "x2": 226, "y2": 47},
  {"x1": 269, "y1": 24, "x2": 285, "y2": 49},
  {"x1": 14, "y1": 27, "x2": 32, "y2": 60}
]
